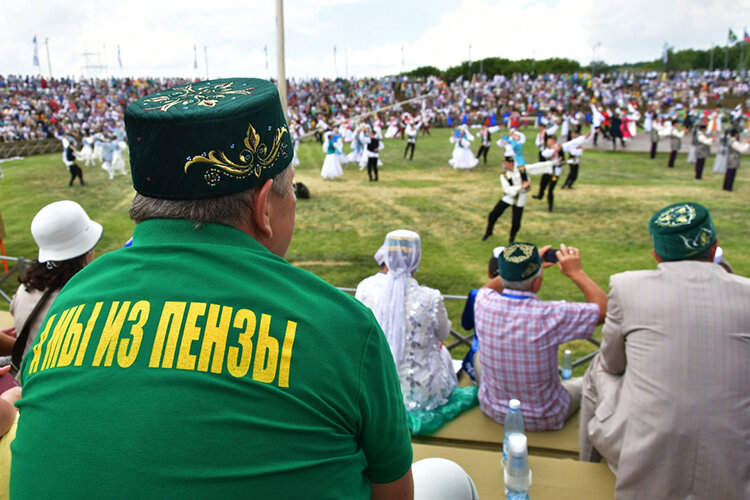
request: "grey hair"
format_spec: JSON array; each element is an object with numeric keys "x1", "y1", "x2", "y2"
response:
[
  {"x1": 500, "y1": 268, "x2": 542, "y2": 292},
  {"x1": 129, "y1": 165, "x2": 295, "y2": 228}
]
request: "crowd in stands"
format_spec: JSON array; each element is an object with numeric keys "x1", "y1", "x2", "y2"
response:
[{"x1": 2, "y1": 69, "x2": 749, "y2": 145}]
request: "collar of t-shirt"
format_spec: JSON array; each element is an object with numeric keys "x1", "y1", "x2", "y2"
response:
[
  {"x1": 129, "y1": 219, "x2": 282, "y2": 264},
  {"x1": 500, "y1": 290, "x2": 537, "y2": 300}
]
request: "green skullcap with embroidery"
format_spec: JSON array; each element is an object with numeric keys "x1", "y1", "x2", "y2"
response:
[
  {"x1": 649, "y1": 202, "x2": 716, "y2": 261},
  {"x1": 124, "y1": 78, "x2": 293, "y2": 199},
  {"x1": 498, "y1": 242, "x2": 541, "y2": 281}
]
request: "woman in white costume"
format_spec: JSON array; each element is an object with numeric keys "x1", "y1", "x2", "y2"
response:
[
  {"x1": 449, "y1": 125, "x2": 479, "y2": 170},
  {"x1": 290, "y1": 122, "x2": 301, "y2": 168},
  {"x1": 372, "y1": 114, "x2": 383, "y2": 139},
  {"x1": 111, "y1": 141, "x2": 128, "y2": 176},
  {"x1": 358, "y1": 230, "x2": 457, "y2": 412},
  {"x1": 75, "y1": 136, "x2": 96, "y2": 167},
  {"x1": 712, "y1": 129, "x2": 729, "y2": 174},
  {"x1": 320, "y1": 131, "x2": 344, "y2": 180},
  {"x1": 347, "y1": 123, "x2": 368, "y2": 168},
  {"x1": 384, "y1": 116, "x2": 400, "y2": 139}
]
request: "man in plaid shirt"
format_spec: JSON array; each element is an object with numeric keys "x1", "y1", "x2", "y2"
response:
[{"x1": 474, "y1": 242, "x2": 607, "y2": 431}]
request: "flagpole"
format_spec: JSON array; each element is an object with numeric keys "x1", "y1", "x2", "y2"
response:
[
  {"x1": 275, "y1": 0, "x2": 288, "y2": 120},
  {"x1": 193, "y1": 44, "x2": 198, "y2": 79},
  {"x1": 45, "y1": 38, "x2": 52, "y2": 78},
  {"x1": 725, "y1": 30, "x2": 729, "y2": 70},
  {"x1": 204, "y1": 45, "x2": 209, "y2": 80},
  {"x1": 724, "y1": 44, "x2": 729, "y2": 70},
  {"x1": 741, "y1": 28, "x2": 746, "y2": 71}
]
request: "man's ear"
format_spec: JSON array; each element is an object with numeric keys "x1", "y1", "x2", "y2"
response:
[
  {"x1": 531, "y1": 274, "x2": 543, "y2": 293},
  {"x1": 252, "y1": 179, "x2": 275, "y2": 239}
]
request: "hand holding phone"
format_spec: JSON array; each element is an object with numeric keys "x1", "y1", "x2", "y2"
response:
[{"x1": 543, "y1": 248, "x2": 560, "y2": 263}]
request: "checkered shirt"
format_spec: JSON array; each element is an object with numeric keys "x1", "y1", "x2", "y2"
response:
[{"x1": 474, "y1": 287, "x2": 599, "y2": 431}]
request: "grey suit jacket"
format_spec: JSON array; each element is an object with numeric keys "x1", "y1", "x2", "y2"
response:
[{"x1": 587, "y1": 261, "x2": 750, "y2": 500}]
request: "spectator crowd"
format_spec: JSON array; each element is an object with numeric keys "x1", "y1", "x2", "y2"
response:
[{"x1": 2, "y1": 69, "x2": 749, "y2": 146}]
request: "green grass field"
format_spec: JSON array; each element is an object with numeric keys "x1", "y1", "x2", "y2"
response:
[{"x1": 1, "y1": 128, "x2": 748, "y2": 374}]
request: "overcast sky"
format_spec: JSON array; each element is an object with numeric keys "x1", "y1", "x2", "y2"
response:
[{"x1": 2, "y1": 0, "x2": 749, "y2": 80}]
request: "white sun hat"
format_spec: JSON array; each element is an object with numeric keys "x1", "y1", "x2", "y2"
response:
[{"x1": 31, "y1": 200, "x2": 103, "y2": 263}]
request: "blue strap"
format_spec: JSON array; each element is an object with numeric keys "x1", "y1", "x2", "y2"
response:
[{"x1": 501, "y1": 292, "x2": 532, "y2": 300}]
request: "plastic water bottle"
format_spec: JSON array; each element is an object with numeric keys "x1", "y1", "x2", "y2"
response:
[
  {"x1": 561, "y1": 349, "x2": 573, "y2": 380},
  {"x1": 504, "y1": 433, "x2": 532, "y2": 499},
  {"x1": 502, "y1": 399, "x2": 524, "y2": 468}
]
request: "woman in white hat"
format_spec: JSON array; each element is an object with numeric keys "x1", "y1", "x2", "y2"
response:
[{"x1": 1, "y1": 201, "x2": 102, "y2": 378}]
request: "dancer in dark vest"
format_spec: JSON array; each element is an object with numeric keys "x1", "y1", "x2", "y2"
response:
[
  {"x1": 649, "y1": 121, "x2": 661, "y2": 159},
  {"x1": 475, "y1": 124, "x2": 491, "y2": 164},
  {"x1": 660, "y1": 120, "x2": 685, "y2": 168},
  {"x1": 62, "y1": 139, "x2": 85, "y2": 186},
  {"x1": 533, "y1": 135, "x2": 564, "y2": 212},
  {"x1": 364, "y1": 130, "x2": 384, "y2": 182},
  {"x1": 483, "y1": 156, "x2": 529, "y2": 243},
  {"x1": 694, "y1": 124, "x2": 713, "y2": 180}
]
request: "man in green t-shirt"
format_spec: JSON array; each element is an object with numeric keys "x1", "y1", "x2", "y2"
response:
[{"x1": 11, "y1": 79, "x2": 414, "y2": 499}]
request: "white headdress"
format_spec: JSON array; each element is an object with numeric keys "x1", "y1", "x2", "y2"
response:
[{"x1": 373, "y1": 230, "x2": 421, "y2": 366}]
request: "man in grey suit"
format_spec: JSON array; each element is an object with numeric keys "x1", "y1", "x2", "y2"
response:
[{"x1": 580, "y1": 202, "x2": 750, "y2": 500}]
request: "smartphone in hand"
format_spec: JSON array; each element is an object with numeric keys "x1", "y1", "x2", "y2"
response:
[{"x1": 543, "y1": 248, "x2": 560, "y2": 263}]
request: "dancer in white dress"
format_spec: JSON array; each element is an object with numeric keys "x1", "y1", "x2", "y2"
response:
[
  {"x1": 347, "y1": 123, "x2": 368, "y2": 168},
  {"x1": 111, "y1": 141, "x2": 128, "y2": 176},
  {"x1": 320, "y1": 131, "x2": 344, "y2": 180},
  {"x1": 290, "y1": 122, "x2": 301, "y2": 168},
  {"x1": 372, "y1": 115, "x2": 383, "y2": 139},
  {"x1": 384, "y1": 116, "x2": 400, "y2": 139},
  {"x1": 357, "y1": 230, "x2": 457, "y2": 412},
  {"x1": 449, "y1": 125, "x2": 479, "y2": 170},
  {"x1": 76, "y1": 136, "x2": 96, "y2": 167}
]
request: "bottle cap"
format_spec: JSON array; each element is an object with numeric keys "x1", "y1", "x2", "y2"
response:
[{"x1": 509, "y1": 399, "x2": 521, "y2": 410}]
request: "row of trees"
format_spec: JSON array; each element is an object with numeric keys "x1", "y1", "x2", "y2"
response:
[
  {"x1": 404, "y1": 43, "x2": 750, "y2": 81},
  {"x1": 618, "y1": 43, "x2": 749, "y2": 72},
  {"x1": 406, "y1": 57, "x2": 582, "y2": 80}
]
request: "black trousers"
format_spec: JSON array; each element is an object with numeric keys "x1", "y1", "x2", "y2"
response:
[
  {"x1": 485, "y1": 200, "x2": 523, "y2": 243},
  {"x1": 611, "y1": 136, "x2": 625, "y2": 150},
  {"x1": 668, "y1": 150, "x2": 677, "y2": 167},
  {"x1": 695, "y1": 157, "x2": 705, "y2": 179},
  {"x1": 536, "y1": 173, "x2": 558, "y2": 211},
  {"x1": 563, "y1": 162, "x2": 579, "y2": 188},
  {"x1": 650, "y1": 141, "x2": 657, "y2": 159},
  {"x1": 723, "y1": 168, "x2": 737, "y2": 191},
  {"x1": 367, "y1": 157, "x2": 378, "y2": 181},
  {"x1": 404, "y1": 142, "x2": 415, "y2": 160},
  {"x1": 476, "y1": 145, "x2": 489, "y2": 164},
  {"x1": 68, "y1": 163, "x2": 84, "y2": 186}
]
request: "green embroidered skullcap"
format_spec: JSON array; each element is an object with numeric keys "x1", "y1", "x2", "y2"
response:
[
  {"x1": 649, "y1": 202, "x2": 716, "y2": 261},
  {"x1": 499, "y1": 242, "x2": 541, "y2": 281},
  {"x1": 124, "y1": 78, "x2": 292, "y2": 200}
]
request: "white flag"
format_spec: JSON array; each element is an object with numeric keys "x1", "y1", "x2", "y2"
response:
[
  {"x1": 117, "y1": 44, "x2": 123, "y2": 69},
  {"x1": 193, "y1": 44, "x2": 198, "y2": 70},
  {"x1": 663, "y1": 43, "x2": 668, "y2": 64},
  {"x1": 32, "y1": 36, "x2": 40, "y2": 67}
]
